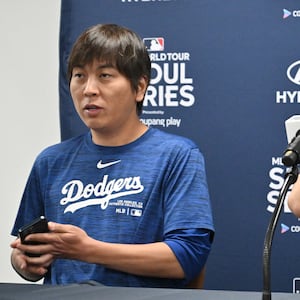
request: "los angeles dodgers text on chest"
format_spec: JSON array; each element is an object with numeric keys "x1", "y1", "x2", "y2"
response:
[{"x1": 60, "y1": 175, "x2": 144, "y2": 213}]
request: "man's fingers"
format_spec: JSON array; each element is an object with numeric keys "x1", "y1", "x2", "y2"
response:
[{"x1": 48, "y1": 222, "x2": 74, "y2": 233}]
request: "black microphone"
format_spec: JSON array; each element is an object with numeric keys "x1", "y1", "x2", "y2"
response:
[
  {"x1": 262, "y1": 116, "x2": 300, "y2": 300},
  {"x1": 282, "y1": 131, "x2": 300, "y2": 166}
]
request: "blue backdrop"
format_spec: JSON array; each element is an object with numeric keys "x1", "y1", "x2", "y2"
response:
[{"x1": 59, "y1": 0, "x2": 300, "y2": 293}]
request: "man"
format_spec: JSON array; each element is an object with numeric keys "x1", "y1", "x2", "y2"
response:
[{"x1": 10, "y1": 24, "x2": 214, "y2": 288}]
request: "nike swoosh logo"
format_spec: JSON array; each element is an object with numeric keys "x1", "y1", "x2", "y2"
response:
[{"x1": 97, "y1": 160, "x2": 121, "y2": 169}]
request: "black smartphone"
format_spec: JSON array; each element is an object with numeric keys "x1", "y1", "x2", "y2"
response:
[{"x1": 18, "y1": 216, "x2": 49, "y2": 256}]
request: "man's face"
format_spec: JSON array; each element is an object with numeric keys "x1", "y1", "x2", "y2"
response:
[{"x1": 70, "y1": 60, "x2": 146, "y2": 139}]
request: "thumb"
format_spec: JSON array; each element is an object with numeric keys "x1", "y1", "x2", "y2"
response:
[
  {"x1": 10, "y1": 239, "x2": 20, "y2": 248},
  {"x1": 48, "y1": 222, "x2": 74, "y2": 233},
  {"x1": 48, "y1": 221, "x2": 61, "y2": 232}
]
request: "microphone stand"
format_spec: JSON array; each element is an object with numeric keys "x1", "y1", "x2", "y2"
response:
[{"x1": 262, "y1": 165, "x2": 298, "y2": 300}]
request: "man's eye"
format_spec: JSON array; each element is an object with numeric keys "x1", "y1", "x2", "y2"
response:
[
  {"x1": 100, "y1": 73, "x2": 111, "y2": 78},
  {"x1": 73, "y1": 73, "x2": 83, "y2": 78}
]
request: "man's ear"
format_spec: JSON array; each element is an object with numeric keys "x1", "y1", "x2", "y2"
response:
[{"x1": 136, "y1": 76, "x2": 148, "y2": 102}]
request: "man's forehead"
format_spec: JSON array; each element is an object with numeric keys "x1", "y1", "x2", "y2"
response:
[{"x1": 73, "y1": 59, "x2": 116, "y2": 69}]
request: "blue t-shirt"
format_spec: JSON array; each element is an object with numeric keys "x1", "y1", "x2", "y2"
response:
[{"x1": 11, "y1": 128, "x2": 214, "y2": 287}]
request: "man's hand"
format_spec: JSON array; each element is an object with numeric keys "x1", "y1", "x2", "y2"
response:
[
  {"x1": 10, "y1": 240, "x2": 53, "y2": 281},
  {"x1": 44, "y1": 222, "x2": 93, "y2": 260},
  {"x1": 14, "y1": 222, "x2": 93, "y2": 261},
  {"x1": 10, "y1": 222, "x2": 93, "y2": 281}
]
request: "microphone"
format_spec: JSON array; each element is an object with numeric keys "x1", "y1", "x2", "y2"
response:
[
  {"x1": 282, "y1": 115, "x2": 300, "y2": 167},
  {"x1": 262, "y1": 116, "x2": 299, "y2": 299}
]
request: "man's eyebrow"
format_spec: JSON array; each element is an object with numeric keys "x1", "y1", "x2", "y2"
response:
[{"x1": 72, "y1": 65, "x2": 84, "y2": 69}]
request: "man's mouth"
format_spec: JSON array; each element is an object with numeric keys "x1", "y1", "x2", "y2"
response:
[{"x1": 84, "y1": 104, "x2": 101, "y2": 111}]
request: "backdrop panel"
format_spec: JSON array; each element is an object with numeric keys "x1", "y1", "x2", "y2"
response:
[{"x1": 59, "y1": 0, "x2": 300, "y2": 293}]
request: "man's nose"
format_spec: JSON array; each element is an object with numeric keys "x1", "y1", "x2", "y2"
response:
[{"x1": 83, "y1": 78, "x2": 98, "y2": 96}]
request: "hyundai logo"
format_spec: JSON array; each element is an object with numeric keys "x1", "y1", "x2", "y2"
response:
[{"x1": 287, "y1": 60, "x2": 300, "y2": 85}]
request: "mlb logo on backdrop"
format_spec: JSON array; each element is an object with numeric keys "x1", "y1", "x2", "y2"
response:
[{"x1": 143, "y1": 37, "x2": 164, "y2": 51}]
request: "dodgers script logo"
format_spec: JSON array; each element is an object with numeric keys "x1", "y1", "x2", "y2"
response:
[{"x1": 59, "y1": 160, "x2": 144, "y2": 213}]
